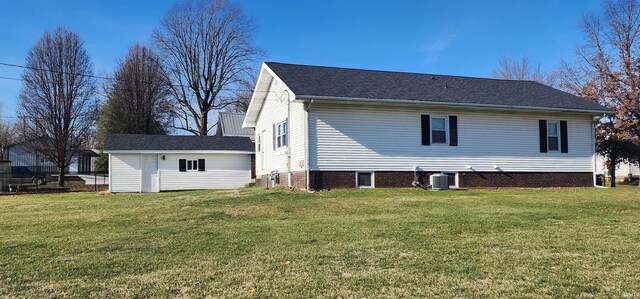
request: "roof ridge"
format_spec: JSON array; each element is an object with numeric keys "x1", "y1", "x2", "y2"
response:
[{"x1": 265, "y1": 61, "x2": 539, "y2": 83}]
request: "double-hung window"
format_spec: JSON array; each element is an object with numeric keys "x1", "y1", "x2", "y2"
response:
[
  {"x1": 431, "y1": 116, "x2": 448, "y2": 144},
  {"x1": 275, "y1": 119, "x2": 288, "y2": 148},
  {"x1": 547, "y1": 121, "x2": 560, "y2": 151}
]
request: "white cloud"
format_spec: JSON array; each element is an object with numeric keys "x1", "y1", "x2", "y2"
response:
[{"x1": 422, "y1": 32, "x2": 454, "y2": 53}]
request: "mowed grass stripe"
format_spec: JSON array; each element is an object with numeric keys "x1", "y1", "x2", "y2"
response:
[{"x1": 0, "y1": 187, "x2": 639, "y2": 297}]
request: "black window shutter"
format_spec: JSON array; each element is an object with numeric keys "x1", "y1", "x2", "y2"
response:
[
  {"x1": 449, "y1": 115, "x2": 458, "y2": 146},
  {"x1": 272, "y1": 123, "x2": 276, "y2": 150},
  {"x1": 421, "y1": 115, "x2": 431, "y2": 145},
  {"x1": 198, "y1": 159, "x2": 205, "y2": 171},
  {"x1": 560, "y1": 121, "x2": 568, "y2": 153},
  {"x1": 539, "y1": 120, "x2": 548, "y2": 153},
  {"x1": 179, "y1": 159, "x2": 186, "y2": 172}
]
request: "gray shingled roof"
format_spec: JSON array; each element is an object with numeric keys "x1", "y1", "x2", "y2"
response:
[
  {"x1": 265, "y1": 62, "x2": 611, "y2": 113},
  {"x1": 104, "y1": 134, "x2": 254, "y2": 152},
  {"x1": 218, "y1": 112, "x2": 254, "y2": 140}
]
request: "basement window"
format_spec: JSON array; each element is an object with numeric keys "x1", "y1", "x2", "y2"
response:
[
  {"x1": 442, "y1": 172, "x2": 458, "y2": 188},
  {"x1": 356, "y1": 172, "x2": 374, "y2": 188}
]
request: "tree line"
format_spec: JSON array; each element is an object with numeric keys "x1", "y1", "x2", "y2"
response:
[
  {"x1": 0, "y1": 0, "x2": 261, "y2": 186},
  {"x1": 492, "y1": 0, "x2": 640, "y2": 187}
]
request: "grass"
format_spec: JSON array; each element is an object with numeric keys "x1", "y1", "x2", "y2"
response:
[{"x1": 1, "y1": 187, "x2": 639, "y2": 298}]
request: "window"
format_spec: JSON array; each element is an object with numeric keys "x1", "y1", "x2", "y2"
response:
[
  {"x1": 431, "y1": 117, "x2": 448, "y2": 144},
  {"x1": 357, "y1": 172, "x2": 374, "y2": 188},
  {"x1": 187, "y1": 159, "x2": 198, "y2": 171},
  {"x1": 275, "y1": 119, "x2": 288, "y2": 148},
  {"x1": 257, "y1": 135, "x2": 261, "y2": 152},
  {"x1": 547, "y1": 121, "x2": 560, "y2": 151},
  {"x1": 179, "y1": 159, "x2": 205, "y2": 172},
  {"x1": 442, "y1": 172, "x2": 458, "y2": 187}
]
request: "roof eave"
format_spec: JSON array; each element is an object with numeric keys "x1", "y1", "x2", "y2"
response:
[
  {"x1": 295, "y1": 95, "x2": 615, "y2": 115},
  {"x1": 104, "y1": 150, "x2": 254, "y2": 154}
]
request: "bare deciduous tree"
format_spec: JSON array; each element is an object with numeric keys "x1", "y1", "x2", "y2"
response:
[
  {"x1": 18, "y1": 27, "x2": 97, "y2": 187},
  {"x1": 0, "y1": 106, "x2": 17, "y2": 160},
  {"x1": 224, "y1": 75, "x2": 255, "y2": 113},
  {"x1": 492, "y1": 55, "x2": 558, "y2": 87},
  {"x1": 152, "y1": 0, "x2": 262, "y2": 135},
  {"x1": 558, "y1": 0, "x2": 640, "y2": 185},
  {"x1": 99, "y1": 44, "x2": 174, "y2": 139}
]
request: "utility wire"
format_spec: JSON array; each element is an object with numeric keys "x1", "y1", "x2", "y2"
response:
[{"x1": 0, "y1": 61, "x2": 277, "y2": 94}]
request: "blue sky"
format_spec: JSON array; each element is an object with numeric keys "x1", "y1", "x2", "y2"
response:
[{"x1": 0, "y1": 0, "x2": 602, "y2": 117}]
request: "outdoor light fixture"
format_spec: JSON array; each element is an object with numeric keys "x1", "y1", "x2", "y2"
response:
[{"x1": 162, "y1": 155, "x2": 166, "y2": 160}]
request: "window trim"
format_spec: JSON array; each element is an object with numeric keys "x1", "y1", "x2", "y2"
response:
[
  {"x1": 186, "y1": 159, "x2": 199, "y2": 171},
  {"x1": 547, "y1": 120, "x2": 560, "y2": 152},
  {"x1": 275, "y1": 119, "x2": 288, "y2": 149},
  {"x1": 355, "y1": 171, "x2": 375, "y2": 188},
  {"x1": 430, "y1": 115, "x2": 449, "y2": 145}
]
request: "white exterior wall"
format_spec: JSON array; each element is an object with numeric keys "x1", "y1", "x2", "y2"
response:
[
  {"x1": 596, "y1": 155, "x2": 640, "y2": 177},
  {"x1": 110, "y1": 154, "x2": 141, "y2": 192},
  {"x1": 159, "y1": 153, "x2": 250, "y2": 190},
  {"x1": 308, "y1": 104, "x2": 595, "y2": 173},
  {"x1": 254, "y1": 78, "x2": 305, "y2": 176},
  {"x1": 108, "y1": 153, "x2": 251, "y2": 192}
]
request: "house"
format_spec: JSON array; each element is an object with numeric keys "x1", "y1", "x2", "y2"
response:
[
  {"x1": 216, "y1": 112, "x2": 255, "y2": 141},
  {"x1": 595, "y1": 155, "x2": 639, "y2": 180},
  {"x1": 104, "y1": 133, "x2": 254, "y2": 192},
  {"x1": 243, "y1": 62, "x2": 613, "y2": 190},
  {"x1": 6, "y1": 145, "x2": 98, "y2": 175}
]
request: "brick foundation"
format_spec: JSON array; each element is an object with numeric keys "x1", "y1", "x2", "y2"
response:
[
  {"x1": 304, "y1": 171, "x2": 593, "y2": 190},
  {"x1": 292, "y1": 171, "x2": 306, "y2": 189},
  {"x1": 257, "y1": 171, "x2": 307, "y2": 189},
  {"x1": 458, "y1": 172, "x2": 593, "y2": 188},
  {"x1": 309, "y1": 171, "x2": 355, "y2": 190}
]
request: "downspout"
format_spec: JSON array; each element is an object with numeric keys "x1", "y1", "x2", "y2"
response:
[
  {"x1": 286, "y1": 90, "x2": 292, "y2": 186},
  {"x1": 305, "y1": 99, "x2": 315, "y2": 192},
  {"x1": 592, "y1": 119, "x2": 606, "y2": 188}
]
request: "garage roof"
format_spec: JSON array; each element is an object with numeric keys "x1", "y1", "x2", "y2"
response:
[{"x1": 104, "y1": 134, "x2": 254, "y2": 152}]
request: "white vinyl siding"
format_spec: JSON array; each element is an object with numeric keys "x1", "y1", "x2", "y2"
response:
[
  {"x1": 308, "y1": 103, "x2": 594, "y2": 173},
  {"x1": 110, "y1": 154, "x2": 141, "y2": 192},
  {"x1": 159, "y1": 154, "x2": 250, "y2": 190},
  {"x1": 253, "y1": 77, "x2": 306, "y2": 176},
  {"x1": 108, "y1": 153, "x2": 251, "y2": 192},
  {"x1": 289, "y1": 101, "x2": 306, "y2": 172}
]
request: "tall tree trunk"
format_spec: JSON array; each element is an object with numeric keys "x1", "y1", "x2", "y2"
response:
[
  {"x1": 58, "y1": 168, "x2": 65, "y2": 187},
  {"x1": 609, "y1": 158, "x2": 617, "y2": 188},
  {"x1": 199, "y1": 113, "x2": 208, "y2": 136}
]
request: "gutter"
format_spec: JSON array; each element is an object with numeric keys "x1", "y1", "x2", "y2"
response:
[
  {"x1": 295, "y1": 95, "x2": 615, "y2": 115},
  {"x1": 104, "y1": 150, "x2": 254, "y2": 154}
]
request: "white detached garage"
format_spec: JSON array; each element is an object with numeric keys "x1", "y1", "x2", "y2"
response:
[{"x1": 104, "y1": 134, "x2": 255, "y2": 193}]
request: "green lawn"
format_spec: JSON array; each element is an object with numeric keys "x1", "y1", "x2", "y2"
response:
[{"x1": 1, "y1": 187, "x2": 639, "y2": 298}]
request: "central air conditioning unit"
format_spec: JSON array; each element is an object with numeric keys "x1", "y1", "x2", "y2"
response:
[{"x1": 430, "y1": 173, "x2": 449, "y2": 191}]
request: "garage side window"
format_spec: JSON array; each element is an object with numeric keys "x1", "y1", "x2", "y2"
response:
[{"x1": 179, "y1": 159, "x2": 205, "y2": 172}]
